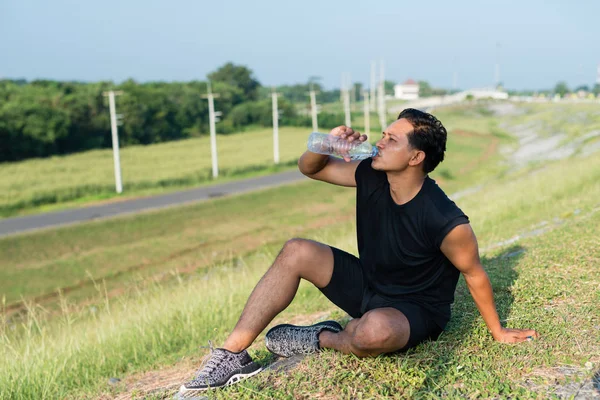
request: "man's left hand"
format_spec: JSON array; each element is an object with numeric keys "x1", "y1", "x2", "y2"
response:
[{"x1": 493, "y1": 327, "x2": 539, "y2": 343}]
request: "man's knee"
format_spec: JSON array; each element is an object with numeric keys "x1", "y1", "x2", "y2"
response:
[
  {"x1": 350, "y1": 311, "x2": 406, "y2": 356},
  {"x1": 351, "y1": 318, "x2": 392, "y2": 353},
  {"x1": 279, "y1": 238, "x2": 312, "y2": 266},
  {"x1": 277, "y1": 238, "x2": 333, "y2": 287}
]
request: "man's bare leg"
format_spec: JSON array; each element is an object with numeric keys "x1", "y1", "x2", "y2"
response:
[
  {"x1": 222, "y1": 238, "x2": 334, "y2": 352},
  {"x1": 319, "y1": 308, "x2": 411, "y2": 357}
]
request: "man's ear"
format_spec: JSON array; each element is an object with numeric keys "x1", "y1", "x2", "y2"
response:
[{"x1": 409, "y1": 150, "x2": 426, "y2": 167}]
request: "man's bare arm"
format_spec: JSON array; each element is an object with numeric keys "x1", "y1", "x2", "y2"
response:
[
  {"x1": 440, "y1": 224, "x2": 539, "y2": 343},
  {"x1": 298, "y1": 126, "x2": 367, "y2": 187}
]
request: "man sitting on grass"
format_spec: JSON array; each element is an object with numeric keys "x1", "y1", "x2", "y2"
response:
[{"x1": 179, "y1": 108, "x2": 538, "y2": 394}]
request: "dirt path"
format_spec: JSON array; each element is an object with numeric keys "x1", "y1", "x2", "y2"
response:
[{"x1": 100, "y1": 311, "x2": 334, "y2": 400}]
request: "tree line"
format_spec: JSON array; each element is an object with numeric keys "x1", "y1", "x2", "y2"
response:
[{"x1": 0, "y1": 63, "x2": 346, "y2": 162}]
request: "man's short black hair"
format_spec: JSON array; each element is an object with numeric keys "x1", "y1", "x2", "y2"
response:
[{"x1": 397, "y1": 108, "x2": 447, "y2": 173}]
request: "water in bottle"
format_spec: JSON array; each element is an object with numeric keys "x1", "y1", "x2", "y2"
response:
[{"x1": 307, "y1": 132, "x2": 378, "y2": 161}]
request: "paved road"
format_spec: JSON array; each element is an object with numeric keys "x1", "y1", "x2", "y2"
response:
[{"x1": 0, "y1": 170, "x2": 307, "y2": 238}]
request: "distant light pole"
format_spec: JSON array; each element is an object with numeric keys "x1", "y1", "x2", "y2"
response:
[
  {"x1": 343, "y1": 72, "x2": 351, "y2": 127},
  {"x1": 370, "y1": 60, "x2": 376, "y2": 112},
  {"x1": 378, "y1": 60, "x2": 386, "y2": 129},
  {"x1": 202, "y1": 82, "x2": 220, "y2": 178},
  {"x1": 351, "y1": 80, "x2": 357, "y2": 111},
  {"x1": 309, "y1": 89, "x2": 319, "y2": 132},
  {"x1": 363, "y1": 90, "x2": 370, "y2": 139},
  {"x1": 271, "y1": 88, "x2": 280, "y2": 164},
  {"x1": 102, "y1": 90, "x2": 124, "y2": 194}
]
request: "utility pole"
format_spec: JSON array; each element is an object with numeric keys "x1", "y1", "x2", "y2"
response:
[
  {"x1": 347, "y1": 72, "x2": 355, "y2": 112},
  {"x1": 351, "y1": 81, "x2": 357, "y2": 111},
  {"x1": 102, "y1": 90, "x2": 124, "y2": 194},
  {"x1": 343, "y1": 72, "x2": 351, "y2": 127},
  {"x1": 370, "y1": 60, "x2": 376, "y2": 112},
  {"x1": 309, "y1": 89, "x2": 319, "y2": 132},
  {"x1": 363, "y1": 90, "x2": 370, "y2": 139},
  {"x1": 202, "y1": 82, "x2": 221, "y2": 178},
  {"x1": 378, "y1": 60, "x2": 386, "y2": 129},
  {"x1": 343, "y1": 89, "x2": 351, "y2": 127},
  {"x1": 271, "y1": 88, "x2": 280, "y2": 164}
]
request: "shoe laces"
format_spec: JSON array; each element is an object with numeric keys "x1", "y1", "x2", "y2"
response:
[{"x1": 195, "y1": 340, "x2": 227, "y2": 377}]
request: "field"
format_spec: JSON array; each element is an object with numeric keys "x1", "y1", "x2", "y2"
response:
[
  {"x1": 0, "y1": 114, "x2": 498, "y2": 307},
  {"x1": 1, "y1": 102, "x2": 599, "y2": 399},
  {"x1": 0, "y1": 127, "x2": 310, "y2": 217},
  {"x1": 0, "y1": 102, "x2": 511, "y2": 218}
]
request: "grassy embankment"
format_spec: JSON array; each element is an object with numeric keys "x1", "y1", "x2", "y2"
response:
[
  {"x1": 0, "y1": 127, "x2": 309, "y2": 217},
  {"x1": 0, "y1": 102, "x2": 500, "y2": 218},
  {"x1": 0, "y1": 109, "x2": 498, "y2": 308},
  {"x1": 1, "y1": 103, "x2": 599, "y2": 398}
]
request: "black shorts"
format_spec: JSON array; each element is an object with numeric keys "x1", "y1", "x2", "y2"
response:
[{"x1": 319, "y1": 246, "x2": 447, "y2": 351}]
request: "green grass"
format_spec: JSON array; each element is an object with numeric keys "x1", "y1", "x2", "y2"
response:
[
  {"x1": 222, "y1": 214, "x2": 600, "y2": 399},
  {"x1": 0, "y1": 127, "x2": 311, "y2": 217},
  {"x1": 508, "y1": 103, "x2": 600, "y2": 140},
  {"x1": 1, "y1": 149, "x2": 598, "y2": 399},
  {"x1": 0, "y1": 181, "x2": 355, "y2": 305},
  {"x1": 1, "y1": 102, "x2": 599, "y2": 399},
  {"x1": 0, "y1": 102, "x2": 512, "y2": 218},
  {"x1": 0, "y1": 123, "x2": 498, "y2": 307}
]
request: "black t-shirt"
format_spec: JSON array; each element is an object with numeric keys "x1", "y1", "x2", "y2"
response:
[{"x1": 355, "y1": 158, "x2": 469, "y2": 324}]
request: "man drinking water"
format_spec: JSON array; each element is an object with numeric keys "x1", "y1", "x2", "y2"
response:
[{"x1": 179, "y1": 108, "x2": 538, "y2": 394}]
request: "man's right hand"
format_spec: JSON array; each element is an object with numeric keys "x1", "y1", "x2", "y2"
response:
[
  {"x1": 329, "y1": 126, "x2": 368, "y2": 162},
  {"x1": 299, "y1": 126, "x2": 365, "y2": 187}
]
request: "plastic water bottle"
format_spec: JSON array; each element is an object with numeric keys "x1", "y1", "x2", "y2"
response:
[{"x1": 307, "y1": 132, "x2": 378, "y2": 160}]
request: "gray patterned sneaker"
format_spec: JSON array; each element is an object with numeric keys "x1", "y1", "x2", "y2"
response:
[
  {"x1": 179, "y1": 344, "x2": 262, "y2": 395},
  {"x1": 265, "y1": 320, "x2": 343, "y2": 357}
]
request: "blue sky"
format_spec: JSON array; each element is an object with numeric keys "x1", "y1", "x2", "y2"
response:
[{"x1": 1, "y1": 0, "x2": 599, "y2": 90}]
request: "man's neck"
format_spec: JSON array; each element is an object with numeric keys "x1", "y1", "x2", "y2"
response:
[{"x1": 386, "y1": 171, "x2": 426, "y2": 206}]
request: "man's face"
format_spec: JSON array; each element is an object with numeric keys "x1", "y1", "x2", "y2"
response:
[{"x1": 371, "y1": 118, "x2": 419, "y2": 172}]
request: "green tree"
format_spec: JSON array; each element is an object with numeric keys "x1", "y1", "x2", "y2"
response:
[
  {"x1": 418, "y1": 81, "x2": 433, "y2": 97},
  {"x1": 0, "y1": 81, "x2": 72, "y2": 160},
  {"x1": 57, "y1": 81, "x2": 111, "y2": 153},
  {"x1": 353, "y1": 82, "x2": 363, "y2": 100},
  {"x1": 277, "y1": 83, "x2": 313, "y2": 103},
  {"x1": 554, "y1": 81, "x2": 569, "y2": 97},
  {"x1": 384, "y1": 80, "x2": 395, "y2": 96},
  {"x1": 226, "y1": 97, "x2": 298, "y2": 130},
  {"x1": 593, "y1": 84, "x2": 600, "y2": 96},
  {"x1": 208, "y1": 62, "x2": 261, "y2": 103}
]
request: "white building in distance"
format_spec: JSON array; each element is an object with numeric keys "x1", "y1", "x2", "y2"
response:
[{"x1": 394, "y1": 79, "x2": 420, "y2": 100}]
